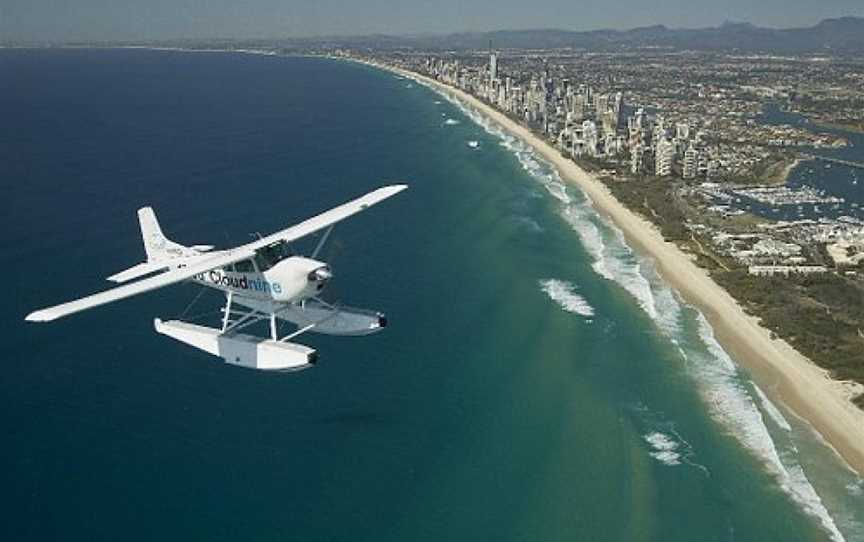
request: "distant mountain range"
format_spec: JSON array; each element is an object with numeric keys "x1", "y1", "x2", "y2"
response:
[{"x1": 303, "y1": 17, "x2": 864, "y2": 54}]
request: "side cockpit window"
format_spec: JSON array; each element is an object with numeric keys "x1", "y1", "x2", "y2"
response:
[
  {"x1": 254, "y1": 241, "x2": 292, "y2": 272},
  {"x1": 235, "y1": 259, "x2": 256, "y2": 273}
]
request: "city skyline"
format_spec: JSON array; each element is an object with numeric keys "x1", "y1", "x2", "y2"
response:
[{"x1": 2, "y1": 0, "x2": 863, "y2": 43}]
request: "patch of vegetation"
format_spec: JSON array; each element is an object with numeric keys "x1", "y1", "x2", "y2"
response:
[
  {"x1": 713, "y1": 271, "x2": 864, "y2": 404},
  {"x1": 600, "y1": 176, "x2": 691, "y2": 241}
]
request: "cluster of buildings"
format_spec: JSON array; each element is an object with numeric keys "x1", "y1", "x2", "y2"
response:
[
  {"x1": 412, "y1": 52, "x2": 849, "y2": 186},
  {"x1": 423, "y1": 54, "x2": 721, "y2": 179},
  {"x1": 694, "y1": 209, "x2": 864, "y2": 274},
  {"x1": 760, "y1": 216, "x2": 864, "y2": 269},
  {"x1": 362, "y1": 49, "x2": 863, "y2": 278}
]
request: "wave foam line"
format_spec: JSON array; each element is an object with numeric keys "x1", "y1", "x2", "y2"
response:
[
  {"x1": 753, "y1": 385, "x2": 793, "y2": 432},
  {"x1": 644, "y1": 431, "x2": 683, "y2": 466},
  {"x1": 694, "y1": 315, "x2": 845, "y2": 542},
  {"x1": 539, "y1": 279, "x2": 595, "y2": 317}
]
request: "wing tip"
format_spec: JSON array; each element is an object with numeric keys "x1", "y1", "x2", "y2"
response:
[
  {"x1": 25, "y1": 310, "x2": 50, "y2": 322},
  {"x1": 382, "y1": 183, "x2": 408, "y2": 195}
]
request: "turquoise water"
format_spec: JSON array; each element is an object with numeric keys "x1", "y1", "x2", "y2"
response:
[{"x1": 2, "y1": 49, "x2": 862, "y2": 541}]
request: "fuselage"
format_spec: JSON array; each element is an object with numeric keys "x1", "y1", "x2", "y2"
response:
[{"x1": 191, "y1": 255, "x2": 330, "y2": 303}]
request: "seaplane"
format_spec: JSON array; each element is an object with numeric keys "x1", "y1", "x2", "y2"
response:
[{"x1": 26, "y1": 184, "x2": 408, "y2": 371}]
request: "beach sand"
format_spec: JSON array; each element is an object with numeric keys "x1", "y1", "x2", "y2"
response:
[{"x1": 369, "y1": 61, "x2": 864, "y2": 476}]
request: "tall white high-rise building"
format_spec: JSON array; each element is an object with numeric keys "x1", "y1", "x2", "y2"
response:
[
  {"x1": 631, "y1": 144, "x2": 644, "y2": 174},
  {"x1": 655, "y1": 137, "x2": 675, "y2": 177},
  {"x1": 652, "y1": 115, "x2": 667, "y2": 147},
  {"x1": 683, "y1": 145, "x2": 699, "y2": 179},
  {"x1": 594, "y1": 94, "x2": 609, "y2": 116},
  {"x1": 582, "y1": 120, "x2": 598, "y2": 157},
  {"x1": 489, "y1": 53, "x2": 498, "y2": 82},
  {"x1": 601, "y1": 110, "x2": 617, "y2": 136}
]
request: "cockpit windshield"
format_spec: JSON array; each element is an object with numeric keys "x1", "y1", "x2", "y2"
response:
[{"x1": 254, "y1": 241, "x2": 292, "y2": 272}]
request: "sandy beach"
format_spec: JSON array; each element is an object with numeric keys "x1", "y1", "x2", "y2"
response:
[{"x1": 367, "y1": 60, "x2": 864, "y2": 476}]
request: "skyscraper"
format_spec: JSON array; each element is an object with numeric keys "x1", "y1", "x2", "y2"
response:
[
  {"x1": 655, "y1": 137, "x2": 675, "y2": 177},
  {"x1": 683, "y1": 145, "x2": 699, "y2": 179},
  {"x1": 631, "y1": 144, "x2": 644, "y2": 174},
  {"x1": 489, "y1": 53, "x2": 498, "y2": 82}
]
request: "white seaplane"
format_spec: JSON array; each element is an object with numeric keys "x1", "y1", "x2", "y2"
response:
[{"x1": 26, "y1": 184, "x2": 407, "y2": 371}]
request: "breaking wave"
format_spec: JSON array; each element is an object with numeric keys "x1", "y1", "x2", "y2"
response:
[
  {"x1": 691, "y1": 315, "x2": 845, "y2": 541},
  {"x1": 753, "y1": 384, "x2": 793, "y2": 432},
  {"x1": 539, "y1": 279, "x2": 595, "y2": 317},
  {"x1": 644, "y1": 432, "x2": 683, "y2": 466}
]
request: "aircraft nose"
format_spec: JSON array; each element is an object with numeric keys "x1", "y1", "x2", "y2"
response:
[{"x1": 309, "y1": 266, "x2": 333, "y2": 283}]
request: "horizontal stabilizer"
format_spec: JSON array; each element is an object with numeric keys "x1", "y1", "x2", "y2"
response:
[{"x1": 107, "y1": 261, "x2": 170, "y2": 283}]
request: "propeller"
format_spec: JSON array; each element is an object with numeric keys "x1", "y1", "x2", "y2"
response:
[{"x1": 314, "y1": 232, "x2": 346, "y2": 305}]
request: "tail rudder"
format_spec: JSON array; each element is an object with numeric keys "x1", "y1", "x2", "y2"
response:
[{"x1": 138, "y1": 207, "x2": 182, "y2": 261}]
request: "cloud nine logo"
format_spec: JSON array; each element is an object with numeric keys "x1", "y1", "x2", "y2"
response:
[{"x1": 193, "y1": 270, "x2": 283, "y2": 295}]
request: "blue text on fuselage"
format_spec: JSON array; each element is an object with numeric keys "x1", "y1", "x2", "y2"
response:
[{"x1": 194, "y1": 270, "x2": 283, "y2": 295}]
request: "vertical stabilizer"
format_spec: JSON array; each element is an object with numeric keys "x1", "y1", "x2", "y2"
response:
[{"x1": 138, "y1": 207, "x2": 186, "y2": 261}]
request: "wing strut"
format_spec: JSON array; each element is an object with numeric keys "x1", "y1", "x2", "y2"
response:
[
  {"x1": 221, "y1": 292, "x2": 234, "y2": 332},
  {"x1": 312, "y1": 225, "x2": 334, "y2": 259}
]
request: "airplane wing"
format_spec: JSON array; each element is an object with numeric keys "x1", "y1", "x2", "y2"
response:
[
  {"x1": 25, "y1": 248, "x2": 255, "y2": 322},
  {"x1": 26, "y1": 184, "x2": 407, "y2": 322},
  {"x1": 244, "y1": 184, "x2": 408, "y2": 251}
]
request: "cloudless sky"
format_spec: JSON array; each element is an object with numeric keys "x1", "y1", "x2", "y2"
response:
[{"x1": 1, "y1": 0, "x2": 863, "y2": 43}]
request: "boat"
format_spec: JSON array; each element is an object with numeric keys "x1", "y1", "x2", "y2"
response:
[{"x1": 467, "y1": 140, "x2": 480, "y2": 149}]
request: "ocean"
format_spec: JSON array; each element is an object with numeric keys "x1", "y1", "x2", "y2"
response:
[{"x1": 1, "y1": 49, "x2": 863, "y2": 541}]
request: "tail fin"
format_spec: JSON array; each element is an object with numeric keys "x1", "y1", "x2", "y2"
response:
[{"x1": 138, "y1": 207, "x2": 185, "y2": 261}]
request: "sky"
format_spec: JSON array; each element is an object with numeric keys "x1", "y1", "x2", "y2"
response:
[{"x1": 1, "y1": 0, "x2": 863, "y2": 43}]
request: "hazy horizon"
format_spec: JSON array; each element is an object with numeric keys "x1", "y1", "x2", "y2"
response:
[{"x1": 1, "y1": 0, "x2": 863, "y2": 43}]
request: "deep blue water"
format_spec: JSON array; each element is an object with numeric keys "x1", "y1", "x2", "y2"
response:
[{"x1": 1, "y1": 49, "x2": 862, "y2": 541}]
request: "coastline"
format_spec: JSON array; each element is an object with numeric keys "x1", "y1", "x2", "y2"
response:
[
  {"x1": 361, "y1": 59, "x2": 864, "y2": 476},
  {"x1": 763, "y1": 157, "x2": 802, "y2": 186}
]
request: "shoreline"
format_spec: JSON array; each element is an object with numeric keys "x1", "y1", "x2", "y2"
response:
[
  {"x1": 764, "y1": 157, "x2": 802, "y2": 186},
  {"x1": 361, "y1": 59, "x2": 864, "y2": 476},
  {"x1": 813, "y1": 119, "x2": 864, "y2": 136}
]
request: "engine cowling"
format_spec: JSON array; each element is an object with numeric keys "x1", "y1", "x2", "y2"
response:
[{"x1": 265, "y1": 256, "x2": 332, "y2": 302}]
